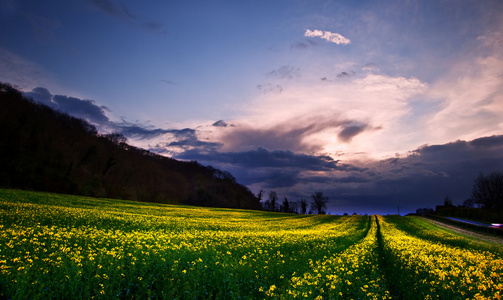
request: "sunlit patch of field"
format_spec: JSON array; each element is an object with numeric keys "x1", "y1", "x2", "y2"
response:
[{"x1": 0, "y1": 189, "x2": 502, "y2": 299}]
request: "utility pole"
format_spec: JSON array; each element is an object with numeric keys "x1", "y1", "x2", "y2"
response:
[{"x1": 397, "y1": 205, "x2": 400, "y2": 216}]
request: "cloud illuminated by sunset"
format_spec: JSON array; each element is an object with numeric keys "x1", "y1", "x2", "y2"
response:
[{"x1": 304, "y1": 29, "x2": 351, "y2": 45}]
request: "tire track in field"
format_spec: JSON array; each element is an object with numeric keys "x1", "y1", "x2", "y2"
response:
[{"x1": 375, "y1": 216, "x2": 402, "y2": 300}]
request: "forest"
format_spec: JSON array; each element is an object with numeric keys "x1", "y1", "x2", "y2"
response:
[{"x1": 0, "y1": 83, "x2": 261, "y2": 209}]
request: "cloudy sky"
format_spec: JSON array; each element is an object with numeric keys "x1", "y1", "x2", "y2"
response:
[{"x1": 2, "y1": 0, "x2": 503, "y2": 214}]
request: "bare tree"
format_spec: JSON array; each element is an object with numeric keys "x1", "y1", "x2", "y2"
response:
[
  {"x1": 462, "y1": 198, "x2": 475, "y2": 208},
  {"x1": 443, "y1": 196, "x2": 453, "y2": 206},
  {"x1": 257, "y1": 190, "x2": 263, "y2": 202},
  {"x1": 311, "y1": 192, "x2": 329, "y2": 214},
  {"x1": 290, "y1": 201, "x2": 299, "y2": 214},
  {"x1": 282, "y1": 197, "x2": 290, "y2": 213},
  {"x1": 472, "y1": 172, "x2": 503, "y2": 210}
]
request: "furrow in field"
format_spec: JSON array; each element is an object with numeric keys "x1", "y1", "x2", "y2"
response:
[
  {"x1": 281, "y1": 216, "x2": 391, "y2": 299},
  {"x1": 375, "y1": 216, "x2": 401, "y2": 300}
]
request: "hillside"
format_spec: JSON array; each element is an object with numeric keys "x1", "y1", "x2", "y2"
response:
[{"x1": 0, "y1": 83, "x2": 260, "y2": 209}]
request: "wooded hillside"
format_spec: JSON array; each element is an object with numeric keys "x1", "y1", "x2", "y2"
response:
[{"x1": 0, "y1": 83, "x2": 260, "y2": 209}]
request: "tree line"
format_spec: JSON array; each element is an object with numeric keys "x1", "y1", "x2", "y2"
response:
[
  {"x1": 417, "y1": 171, "x2": 503, "y2": 222},
  {"x1": 258, "y1": 190, "x2": 329, "y2": 214},
  {"x1": 0, "y1": 83, "x2": 261, "y2": 209}
]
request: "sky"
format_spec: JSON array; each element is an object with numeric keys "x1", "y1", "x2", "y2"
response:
[{"x1": 1, "y1": 0, "x2": 503, "y2": 215}]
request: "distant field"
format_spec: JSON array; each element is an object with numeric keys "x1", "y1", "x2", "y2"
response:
[{"x1": 1, "y1": 189, "x2": 502, "y2": 299}]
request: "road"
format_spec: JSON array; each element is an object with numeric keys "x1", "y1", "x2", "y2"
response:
[{"x1": 445, "y1": 217, "x2": 501, "y2": 228}]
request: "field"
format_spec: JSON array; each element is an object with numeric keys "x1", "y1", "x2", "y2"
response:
[{"x1": 1, "y1": 189, "x2": 502, "y2": 299}]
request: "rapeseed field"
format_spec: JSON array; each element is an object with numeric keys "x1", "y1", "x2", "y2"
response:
[{"x1": 0, "y1": 189, "x2": 502, "y2": 299}]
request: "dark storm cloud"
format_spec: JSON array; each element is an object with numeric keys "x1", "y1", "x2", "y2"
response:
[
  {"x1": 338, "y1": 123, "x2": 367, "y2": 142},
  {"x1": 221, "y1": 124, "x2": 320, "y2": 153},
  {"x1": 212, "y1": 120, "x2": 227, "y2": 127},
  {"x1": 53, "y1": 95, "x2": 110, "y2": 124},
  {"x1": 24, "y1": 87, "x2": 52, "y2": 105},
  {"x1": 221, "y1": 118, "x2": 371, "y2": 152},
  {"x1": 174, "y1": 134, "x2": 503, "y2": 215},
  {"x1": 115, "y1": 123, "x2": 171, "y2": 139},
  {"x1": 177, "y1": 147, "x2": 339, "y2": 170},
  {"x1": 336, "y1": 71, "x2": 355, "y2": 78},
  {"x1": 259, "y1": 169, "x2": 300, "y2": 188},
  {"x1": 23, "y1": 86, "x2": 173, "y2": 140},
  {"x1": 24, "y1": 87, "x2": 110, "y2": 125},
  {"x1": 284, "y1": 135, "x2": 503, "y2": 215},
  {"x1": 333, "y1": 135, "x2": 503, "y2": 214},
  {"x1": 150, "y1": 135, "x2": 222, "y2": 157},
  {"x1": 172, "y1": 146, "x2": 370, "y2": 190},
  {"x1": 469, "y1": 135, "x2": 503, "y2": 148}
]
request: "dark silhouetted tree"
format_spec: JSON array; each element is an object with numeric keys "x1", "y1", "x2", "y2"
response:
[
  {"x1": 416, "y1": 208, "x2": 434, "y2": 216},
  {"x1": 462, "y1": 198, "x2": 475, "y2": 208},
  {"x1": 300, "y1": 199, "x2": 308, "y2": 214},
  {"x1": 290, "y1": 201, "x2": 299, "y2": 214},
  {"x1": 472, "y1": 172, "x2": 503, "y2": 210},
  {"x1": 257, "y1": 190, "x2": 263, "y2": 202},
  {"x1": 263, "y1": 199, "x2": 271, "y2": 211},
  {"x1": 281, "y1": 197, "x2": 290, "y2": 213},
  {"x1": 268, "y1": 191, "x2": 278, "y2": 212},
  {"x1": 443, "y1": 196, "x2": 453, "y2": 206},
  {"x1": 102, "y1": 133, "x2": 127, "y2": 146},
  {"x1": 311, "y1": 192, "x2": 329, "y2": 214}
]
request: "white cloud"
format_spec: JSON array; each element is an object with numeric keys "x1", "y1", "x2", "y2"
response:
[
  {"x1": 426, "y1": 56, "x2": 503, "y2": 143},
  {"x1": 425, "y1": 24, "x2": 503, "y2": 145},
  {"x1": 212, "y1": 73, "x2": 427, "y2": 160},
  {"x1": 304, "y1": 29, "x2": 350, "y2": 45}
]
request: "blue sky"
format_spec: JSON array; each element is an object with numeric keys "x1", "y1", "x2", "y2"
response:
[{"x1": 1, "y1": 0, "x2": 503, "y2": 214}]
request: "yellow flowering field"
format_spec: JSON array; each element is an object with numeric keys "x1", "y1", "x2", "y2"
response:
[
  {"x1": 0, "y1": 189, "x2": 502, "y2": 299},
  {"x1": 378, "y1": 215, "x2": 503, "y2": 299}
]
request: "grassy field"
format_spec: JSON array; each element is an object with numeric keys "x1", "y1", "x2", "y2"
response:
[{"x1": 1, "y1": 189, "x2": 502, "y2": 299}]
